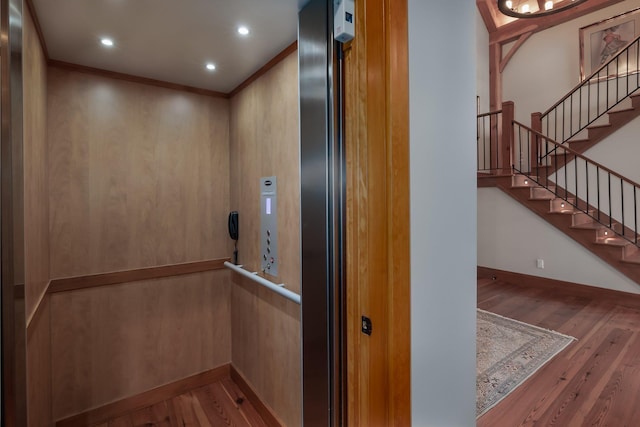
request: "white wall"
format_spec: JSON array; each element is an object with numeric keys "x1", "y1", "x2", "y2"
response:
[
  {"x1": 582, "y1": 116, "x2": 640, "y2": 182},
  {"x1": 502, "y1": 0, "x2": 640, "y2": 123},
  {"x1": 478, "y1": 187, "x2": 640, "y2": 294},
  {"x1": 409, "y1": 1, "x2": 477, "y2": 426}
]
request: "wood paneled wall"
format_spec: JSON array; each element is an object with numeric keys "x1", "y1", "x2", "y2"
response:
[
  {"x1": 24, "y1": 0, "x2": 49, "y2": 321},
  {"x1": 27, "y1": 295, "x2": 51, "y2": 427},
  {"x1": 231, "y1": 275, "x2": 300, "y2": 426},
  {"x1": 46, "y1": 69, "x2": 234, "y2": 420},
  {"x1": 48, "y1": 67, "x2": 231, "y2": 278},
  {"x1": 24, "y1": 6, "x2": 52, "y2": 426},
  {"x1": 229, "y1": 51, "x2": 301, "y2": 427},
  {"x1": 50, "y1": 272, "x2": 231, "y2": 420}
]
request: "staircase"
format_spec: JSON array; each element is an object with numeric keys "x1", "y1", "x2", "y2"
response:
[
  {"x1": 479, "y1": 173, "x2": 640, "y2": 284},
  {"x1": 477, "y1": 34, "x2": 640, "y2": 285}
]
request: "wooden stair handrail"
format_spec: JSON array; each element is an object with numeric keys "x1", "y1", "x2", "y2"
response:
[
  {"x1": 477, "y1": 109, "x2": 503, "y2": 118},
  {"x1": 513, "y1": 120, "x2": 640, "y2": 189}
]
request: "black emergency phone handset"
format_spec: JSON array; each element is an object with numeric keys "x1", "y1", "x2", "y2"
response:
[{"x1": 228, "y1": 211, "x2": 239, "y2": 264}]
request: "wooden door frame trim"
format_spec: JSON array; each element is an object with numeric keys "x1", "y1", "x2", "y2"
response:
[{"x1": 344, "y1": 0, "x2": 410, "y2": 424}]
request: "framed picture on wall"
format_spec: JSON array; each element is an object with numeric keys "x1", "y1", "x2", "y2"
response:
[{"x1": 579, "y1": 8, "x2": 640, "y2": 81}]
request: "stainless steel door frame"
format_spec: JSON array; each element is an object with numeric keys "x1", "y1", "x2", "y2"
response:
[
  {"x1": 299, "y1": 0, "x2": 345, "y2": 425},
  {"x1": 1, "y1": 0, "x2": 26, "y2": 424}
]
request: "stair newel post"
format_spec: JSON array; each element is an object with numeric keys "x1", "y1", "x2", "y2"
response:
[
  {"x1": 531, "y1": 112, "x2": 542, "y2": 175},
  {"x1": 501, "y1": 101, "x2": 514, "y2": 174}
]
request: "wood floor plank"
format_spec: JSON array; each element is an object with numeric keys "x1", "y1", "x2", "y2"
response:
[
  {"x1": 531, "y1": 327, "x2": 633, "y2": 426},
  {"x1": 477, "y1": 276, "x2": 640, "y2": 427},
  {"x1": 219, "y1": 378, "x2": 266, "y2": 426},
  {"x1": 196, "y1": 383, "x2": 248, "y2": 426},
  {"x1": 190, "y1": 385, "x2": 234, "y2": 426},
  {"x1": 534, "y1": 294, "x2": 591, "y2": 331},
  {"x1": 171, "y1": 392, "x2": 213, "y2": 427},
  {"x1": 553, "y1": 299, "x2": 615, "y2": 340},
  {"x1": 94, "y1": 374, "x2": 269, "y2": 427},
  {"x1": 583, "y1": 332, "x2": 640, "y2": 426},
  {"x1": 130, "y1": 400, "x2": 173, "y2": 427}
]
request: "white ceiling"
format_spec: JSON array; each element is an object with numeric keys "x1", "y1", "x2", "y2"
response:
[{"x1": 32, "y1": 0, "x2": 309, "y2": 94}]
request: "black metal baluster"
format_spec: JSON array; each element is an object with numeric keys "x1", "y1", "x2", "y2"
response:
[
  {"x1": 621, "y1": 179, "x2": 625, "y2": 238},
  {"x1": 616, "y1": 57, "x2": 620, "y2": 105},
  {"x1": 551, "y1": 144, "x2": 566, "y2": 196},
  {"x1": 564, "y1": 148, "x2": 568, "y2": 200},
  {"x1": 626, "y1": 49, "x2": 630, "y2": 97},
  {"x1": 545, "y1": 115, "x2": 549, "y2": 140},
  {"x1": 588, "y1": 77, "x2": 591, "y2": 125},
  {"x1": 595, "y1": 73, "x2": 600, "y2": 121},
  {"x1": 486, "y1": 116, "x2": 489, "y2": 170},
  {"x1": 536, "y1": 134, "x2": 540, "y2": 180},
  {"x1": 597, "y1": 166, "x2": 601, "y2": 222},
  {"x1": 586, "y1": 161, "x2": 589, "y2": 212},
  {"x1": 635, "y1": 185, "x2": 638, "y2": 245},
  {"x1": 579, "y1": 86, "x2": 583, "y2": 130},
  {"x1": 483, "y1": 116, "x2": 486, "y2": 170},
  {"x1": 518, "y1": 125, "x2": 522, "y2": 172},
  {"x1": 575, "y1": 154, "x2": 579, "y2": 211},
  {"x1": 488, "y1": 117, "x2": 492, "y2": 171},
  {"x1": 562, "y1": 102, "x2": 566, "y2": 144},
  {"x1": 551, "y1": 108, "x2": 555, "y2": 143},
  {"x1": 497, "y1": 114, "x2": 501, "y2": 169},
  {"x1": 569, "y1": 94, "x2": 573, "y2": 137},
  {"x1": 477, "y1": 117, "x2": 480, "y2": 170},
  {"x1": 530, "y1": 128, "x2": 533, "y2": 175},
  {"x1": 609, "y1": 173, "x2": 612, "y2": 228}
]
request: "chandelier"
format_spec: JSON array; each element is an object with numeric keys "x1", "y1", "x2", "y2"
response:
[{"x1": 497, "y1": 0, "x2": 589, "y2": 18}]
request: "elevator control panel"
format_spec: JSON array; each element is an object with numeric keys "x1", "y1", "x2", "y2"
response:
[{"x1": 260, "y1": 176, "x2": 278, "y2": 276}]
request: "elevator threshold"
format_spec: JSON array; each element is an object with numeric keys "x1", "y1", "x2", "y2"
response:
[{"x1": 56, "y1": 364, "x2": 281, "y2": 427}]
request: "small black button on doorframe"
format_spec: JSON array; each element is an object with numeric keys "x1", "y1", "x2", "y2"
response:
[{"x1": 361, "y1": 316, "x2": 372, "y2": 336}]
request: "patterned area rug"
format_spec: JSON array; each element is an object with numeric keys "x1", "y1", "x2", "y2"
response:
[{"x1": 476, "y1": 309, "x2": 576, "y2": 418}]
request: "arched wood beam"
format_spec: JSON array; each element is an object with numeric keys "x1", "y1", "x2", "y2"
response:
[{"x1": 499, "y1": 31, "x2": 533, "y2": 73}]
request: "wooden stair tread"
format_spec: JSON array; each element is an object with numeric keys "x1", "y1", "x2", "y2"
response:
[
  {"x1": 530, "y1": 186, "x2": 556, "y2": 196},
  {"x1": 622, "y1": 253, "x2": 640, "y2": 264},
  {"x1": 530, "y1": 196, "x2": 555, "y2": 201},
  {"x1": 587, "y1": 123, "x2": 612, "y2": 130},
  {"x1": 570, "y1": 223, "x2": 604, "y2": 230},
  {"x1": 595, "y1": 237, "x2": 631, "y2": 247},
  {"x1": 608, "y1": 107, "x2": 636, "y2": 115}
]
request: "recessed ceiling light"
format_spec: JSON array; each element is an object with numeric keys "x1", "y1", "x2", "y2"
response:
[
  {"x1": 237, "y1": 26, "x2": 250, "y2": 36},
  {"x1": 101, "y1": 38, "x2": 114, "y2": 47},
  {"x1": 206, "y1": 63, "x2": 216, "y2": 71}
]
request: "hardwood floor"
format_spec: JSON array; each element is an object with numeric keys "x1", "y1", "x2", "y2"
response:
[
  {"x1": 92, "y1": 377, "x2": 269, "y2": 427},
  {"x1": 478, "y1": 275, "x2": 640, "y2": 426}
]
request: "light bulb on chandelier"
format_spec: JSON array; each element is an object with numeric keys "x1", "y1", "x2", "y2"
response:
[{"x1": 497, "y1": 0, "x2": 588, "y2": 18}]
